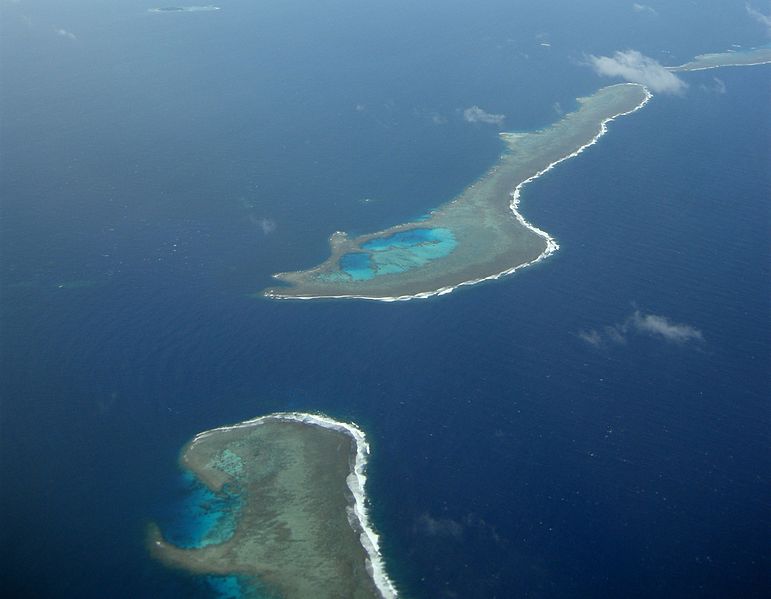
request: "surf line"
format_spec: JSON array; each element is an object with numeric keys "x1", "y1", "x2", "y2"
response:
[
  {"x1": 269, "y1": 84, "x2": 653, "y2": 302},
  {"x1": 191, "y1": 412, "x2": 399, "y2": 599}
]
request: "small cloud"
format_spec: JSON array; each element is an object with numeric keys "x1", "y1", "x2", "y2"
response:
[
  {"x1": 579, "y1": 309, "x2": 703, "y2": 347},
  {"x1": 628, "y1": 310, "x2": 703, "y2": 343},
  {"x1": 414, "y1": 512, "x2": 504, "y2": 546},
  {"x1": 586, "y1": 49, "x2": 687, "y2": 95},
  {"x1": 354, "y1": 104, "x2": 366, "y2": 112},
  {"x1": 258, "y1": 217, "x2": 276, "y2": 235},
  {"x1": 579, "y1": 323, "x2": 627, "y2": 346},
  {"x1": 701, "y1": 76, "x2": 726, "y2": 94},
  {"x1": 249, "y1": 215, "x2": 276, "y2": 235},
  {"x1": 632, "y1": 3, "x2": 658, "y2": 16},
  {"x1": 746, "y1": 2, "x2": 771, "y2": 35},
  {"x1": 578, "y1": 329, "x2": 604, "y2": 347},
  {"x1": 55, "y1": 27, "x2": 77, "y2": 41},
  {"x1": 553, "y1": 101, "x2": 564, "y2": 116},
  {"x1": 411, "y1": 107, "x2": 448, "y2": 125},
  {"x1": 463, "y1": 105, "x2": 505, "y2": 126},
  {"x1": 415, "y1": 513, "x2": 463, "y2": 538},
  {"x1": 605, "y1": 324, "x2": 628, "y2": 345}
]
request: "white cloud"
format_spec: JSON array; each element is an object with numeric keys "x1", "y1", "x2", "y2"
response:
[
  {"x1": 587, "y1": 49, "x2": 687, "y2": 95},
  {"x1": 579, "y1": 309, "x2": 703, "y2": 347},
  {"x1": 632, "y1": 3, "x2": 658, "y2": 16},
  {"x1": 415, "y1": 512, "x2": 503, "y2": 545},
  {"x1": 628, "y1": 311, "x2": 703, "y2": 343},
  {"x1": 746, "y1": 2, "x2": 771, "y2": 35},
  {"x1": 579, "y1": 324, "x2": 627, "y2": 347},
  {"x1": 463, "y1": 105, "x2": 505, "y2": 126},
  {"x1": 55, "y1": 27, "x2": 77, "y2": 41},
  {"x1": 578, "y1": 329, "x2": 604, "y2": 347},
  {"x1": 707, "y1": 76, "x2": 727, "y2": 94},
  {"x1": 411, "y1": 107, "x2": 448, "y2": 125},
  {"x1": 257, "y1": 217, "x2": 276, "y2": 235},
  {"x1": 415, "y1": 513, "x2": 463, "y2": 538},
  {"x1": 249, "y1": 215, "x2": 276, "y2": 235}
]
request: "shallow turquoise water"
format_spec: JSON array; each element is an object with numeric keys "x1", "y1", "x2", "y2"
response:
[
  {"x1": 206, "y1": 576, "x2": 242, "y2": 599},
  {"x1": 361, "y1": 228, "x2": 455, "y2": 251},
  {"x1": 336, "y1": 228, "x2": 458, "y2": 280},
  {"x1": 161, "y1": 471, "x2": 241, "y2": 550},
  {"x1": 339, "y1": 252, "x2": 376, "y2": 281}
]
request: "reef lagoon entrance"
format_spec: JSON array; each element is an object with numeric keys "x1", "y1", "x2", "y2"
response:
[{"x1": 149, "y1": 414, "x2": 396, "y2": 599}]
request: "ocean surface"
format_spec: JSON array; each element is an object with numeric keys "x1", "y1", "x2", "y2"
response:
[{"x1": 1, "y1": 1, "x2": 769, "y2": 598}]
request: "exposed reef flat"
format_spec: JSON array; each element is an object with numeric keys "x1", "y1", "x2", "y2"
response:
[
  {"x1": 264, "y1": 83, "x2": 650, "y2": 301},
  {"x1": 149, "y1": 413, "x2": 397, "y2": 599},
  {"x1": 669, "y1": 46, "x2": 771, "y2": 72},
  {"x1": 148, "y1": 5, "x2": 221, "y2": 12}
]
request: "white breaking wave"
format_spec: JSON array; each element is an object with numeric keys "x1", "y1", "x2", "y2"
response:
[
  {"x1": 268, "y1": 84, "x2": 652, "y2": 302},
  {"x1": 191, "y1": 412, "x2": 398, "y2": 599}
]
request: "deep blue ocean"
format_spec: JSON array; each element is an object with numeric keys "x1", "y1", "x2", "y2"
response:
[{"x1": 1, "y1": 1, "x2": 769, "y2": 598}]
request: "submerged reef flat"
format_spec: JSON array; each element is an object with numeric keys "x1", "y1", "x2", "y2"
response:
[
  {"x1": 264, "y1": 84, "x2": 650, "y2": 300},
  {"x1": 149, "y1": 413, "x2": 397, "y2": 599},
  {"x1": 669, "y1": 46, "x2": 771, "y2": 72}
]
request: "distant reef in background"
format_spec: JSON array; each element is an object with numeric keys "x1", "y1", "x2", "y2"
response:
[
  {"x1": 148, "y1": 6, "x2": 221, "y2": 13},
  {"x1": 669, "y1": 46, "x2": 771, "y2": 71}
]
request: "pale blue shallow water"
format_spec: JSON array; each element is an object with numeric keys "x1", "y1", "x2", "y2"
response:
[
  {"x1": 339, "y1": 252, "x2": 377, "y2": 281},
  {"x1": 336, "y1": 228, "x2": 458, "y2": 280},
  {"x1": 1, "y1": 1, "x2": 769, "y2": 598},
  {"x1": 361, "y1": 228, "x2": 455, "y2": 251},
  {"x1": 159, "y1": 471, "x2": 240, "y2": 549}
]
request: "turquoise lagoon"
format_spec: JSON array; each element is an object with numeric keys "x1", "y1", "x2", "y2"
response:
[
  {"x1": 330, "y1": 228, "x2": 458, "y2": 282},
  {"x1": 160, "y1": 470, "x2": 241, "y2": 550}
]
